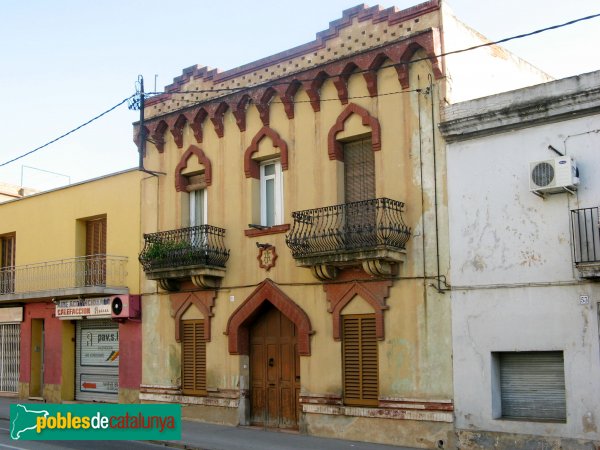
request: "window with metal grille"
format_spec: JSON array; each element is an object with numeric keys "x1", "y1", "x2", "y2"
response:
[
  {"x1": 342, "y1": 314, "x2": 378, "y2": 406},
  {"x1": 181, "y1": 319, "x2": 207, "y2": 396},
  {"x1": 493, "y1": 351, "x2": 566, "y2": 422}
]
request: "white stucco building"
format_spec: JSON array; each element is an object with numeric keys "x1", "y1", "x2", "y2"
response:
[{"x1": 440, "y1": 71, "x2": 600, "y2": 449}]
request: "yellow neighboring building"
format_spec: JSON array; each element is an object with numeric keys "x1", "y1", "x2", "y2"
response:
[
  {"x1": 0, "y1": 169, "x2": 144, "y2": 403},
  {"x1": 135, "y1": 1, "x2": 550, "y2": 448}
]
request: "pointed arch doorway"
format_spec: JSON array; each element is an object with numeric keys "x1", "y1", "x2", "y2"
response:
[
  {"x1": 226, "y1": 280, "x2": 313, "y2": 430},
  {"x1": 249, "y1": 303, "x2": 300, "y2": 429}
]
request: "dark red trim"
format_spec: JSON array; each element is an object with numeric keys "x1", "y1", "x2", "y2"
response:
[
  {"x1": 323, "y1": 273, "x2": 392, "y2": 341},
  {"x1": 174, "y1": 145, "x2": 213, "y2": 192},
  {"x1": 226, "y1": 279, "x2": 313, "y2": 355},
  {"x1": 244, "y1": 224, "x2": 290, "y2": 237},
  {"x1": 328, "y1": 103, "x2": 381, "y2": 161},
  {"x1": 171, "y1": 291, "x2": 217, "y2": 342},
  {"x1": 244, "y1": 126, "x2": 289, "y2": 179}
]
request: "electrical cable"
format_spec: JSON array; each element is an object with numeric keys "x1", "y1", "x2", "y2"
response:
[
  {"x1": 0, "y1": 95, "x2": 134, "y2": 168},
  {"x1": 2, "y1": 12, "x2": 599, "y2": 168}
]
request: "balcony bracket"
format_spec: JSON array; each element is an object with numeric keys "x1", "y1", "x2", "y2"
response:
[
  {"x1": 191, "y1": 275, "x2": 221, "y2": 289},
  {"x1": 362, "y1": 259, "x2": 393, "y2": 277},
  {"x1": 158, "y1": 278, "x2": 180, "y2": 292},
  {"x1": 310, "y1": 264, "x2": 338, "y2": 281}
]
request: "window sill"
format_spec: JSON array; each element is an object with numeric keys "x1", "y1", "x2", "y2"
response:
[
  {"x1": 244, "y1": 224, "x2": 290, "y2": 237},
  {"x1": 496, "y1": 417, "x2": 566, "y2": 424}
]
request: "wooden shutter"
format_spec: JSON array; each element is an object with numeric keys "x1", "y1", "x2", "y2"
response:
[
  {"x1": 342, "y1": 315, "x2": 378, "y2": 406},
  {"x1": 1, "y1": 235, "x2": 15, "y2": 268},
  {"x1": 0, "y1": 235, "x2": 16, "y2": 294},
  {"x1": 86, "y1": 218, "x2": 107, "y2": 256},
  {"x1": 343, "y1": 138, "x2": 375, "y2": 204},
  {"x1": 181, "y1": 320, "x2": 207, "y2": 396},
  {"x1": 499, "y1": 351, "x2": 566, "y2": 421}
]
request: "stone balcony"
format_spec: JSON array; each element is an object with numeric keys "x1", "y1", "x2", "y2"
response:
[
  {"x1": 139, "y1": 225, "x2": 230, "y2": 291},
  {"x1": 285, "y1": 198, "x2": 411, "y2": 280}
]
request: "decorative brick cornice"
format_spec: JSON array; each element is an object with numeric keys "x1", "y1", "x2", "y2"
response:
[
  {"x1": 323, "y1": 273, "x2": 392, "y2": 341},
  {"x1": 142, "y1": 28, "x2": 443, "y2": 154},
  {"x1": 328, "y1": 103, "x2": 381, "y2": 161},
  {"x1": 170, "y1": 114, "x2": 188, "y2": 148},
  {"x1": 174, "y1": 145, "x2": 213, "y2": 192},
  {"x1": 147, "y1": 2, "x2": 440, "y2": 95},
  {"x1": 171, "y1": 290, "x2": 217, "y2": 342},
  {"x1": 209, "y1": 102, "x2": 229, "y2": 138},
  {"x1": 225, "y1": 279, "x2": 313, "y2": 356},
  {"x1": 151, "y1": 120, "x2": 169, "y2": 153},
  {"x1": 191, "y1": 108, "x2": 208, "y2": 143},
  {"x1": 244, "y1": 126, "x2": 289, "y2": 179}
]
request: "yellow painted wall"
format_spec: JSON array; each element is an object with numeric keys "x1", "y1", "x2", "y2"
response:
[
  {"x1": 140, "y1": 45, "x2": 453, "y2": 402},
  {"x1": 0, "y1": 169, "x2": 144, "y2": 294}
]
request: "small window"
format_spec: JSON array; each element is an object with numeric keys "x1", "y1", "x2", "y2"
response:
[
  {"x1": 494, "y1": 351, "x2": 566, "y2": 422},
  {"x1": 342, "y1": 314, "x2": 378, "y2": 406},
  {"x1": 181, "y1": 319, "x2": 207, "y2": 396},
  {"x1": 260, "y1": 160, "x2": 283, "y2": 227}
]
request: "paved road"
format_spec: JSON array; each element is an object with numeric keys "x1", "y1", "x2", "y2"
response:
[{"x1": 0, "y1": 418, "x2": 169, "y2": 450}]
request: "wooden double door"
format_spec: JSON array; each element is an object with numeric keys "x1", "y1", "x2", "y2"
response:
[{"x1": 250, "y1": 305, "x2": 300, "y2": 429}]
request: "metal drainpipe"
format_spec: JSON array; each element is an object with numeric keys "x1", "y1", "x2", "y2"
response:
[{"x1": 428, "y1": 74, "x2": 442, "y2": 293}]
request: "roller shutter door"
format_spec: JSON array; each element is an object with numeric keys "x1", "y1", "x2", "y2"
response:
[
  {"x1": 75, "y1": 319, "x2": 119, "y2": 402},
  {"x1": 499, "y1": 351, "x2": 566, "y2": 421}
]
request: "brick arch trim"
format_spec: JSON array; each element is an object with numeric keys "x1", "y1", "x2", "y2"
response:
[
  {"x1": 327, "y1": 103, "x2": 381, "y2": 161},
  {"x1": 175, "y1": 145, "x2": 213, "y2": 192},
  {"x1": 323, "y1": 279, "x2": 392, "y2": 341},
  {"x1": 244, "y1": 126, "x2": 289, "y2": 179},
  {"x1": 171, "y1": 290, "x2": 217, "y2": 342},
  {"x1": 226, "y1": 279, "x2": 313, "y2": 355}
]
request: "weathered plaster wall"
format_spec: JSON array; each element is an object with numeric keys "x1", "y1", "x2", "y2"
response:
[{"x1": 444, "y1": 72, "x2": 600, "y2": 446}]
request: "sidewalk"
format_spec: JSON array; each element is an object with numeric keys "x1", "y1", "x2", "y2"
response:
[{"x1": 0, "y1": 396, "x2": 420, "y2": 450}]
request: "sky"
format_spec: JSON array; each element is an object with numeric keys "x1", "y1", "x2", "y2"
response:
[{"x1": 1, "y1": 0, "x2": 599, "y2": 191}]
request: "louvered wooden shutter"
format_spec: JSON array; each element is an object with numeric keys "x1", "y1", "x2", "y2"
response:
[
  {"x1": 181, "y1": 320, "x2": 207, "y2": 396},
  {"x1": 342, "y1": 315, "x2": 378, "y2": 406},
  {"x1": 343, "y1": 138, "x2": 375, "y2": 204},
  {"x1": 1, "y1": 235, "x2": 15, "y2": 267},
  {"x1": 499, "y1": 351, "x2": 566, "y2": 421},
  {"x1": 86, "y1": 218, "x2": 107, "y2": 256}
]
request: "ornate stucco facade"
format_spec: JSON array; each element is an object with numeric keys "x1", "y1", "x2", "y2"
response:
[{"x1": 136, "y1": 2, "x2": 550, "y2": 448}]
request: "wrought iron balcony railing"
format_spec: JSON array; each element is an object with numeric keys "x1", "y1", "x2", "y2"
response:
[
  {"x1": 571, "y1": 206, "x2": 600, "y2": 264},
  {"x1": 286, "y1": 197, "x2": 411, "y2": 260},
  {"x1": 0, "y1": 255, "x2": 128, "y2": 296},
  {"x1": 139, "y1": 225, "x2": 230, "y2": 273}
]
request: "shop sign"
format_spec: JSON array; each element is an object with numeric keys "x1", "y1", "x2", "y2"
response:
[
  {"x1": 81, "y1": 328, "x2": 119, "y2": 367},
  {"x1": 56, "y1": 298, "x2": 111, "y2": 318},
  {"x1": 0, "y1": 307, "x2": 23, "y2": 323}
]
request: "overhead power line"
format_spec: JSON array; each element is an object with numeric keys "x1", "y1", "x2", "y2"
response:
[
  {"x1": 0, "y1": 96, "x2": 134, "y2": 168},
  {"x1": 1, "y1": 11, "x2": 598, "y2": 168}
]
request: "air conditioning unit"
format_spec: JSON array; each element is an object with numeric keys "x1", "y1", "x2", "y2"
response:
[
  {"x1": 530, "y1": 157, "x2": 579, "y2": 194},
  {"x1": 110, "y1": 295, "x2": 141, "y2": 320}
]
